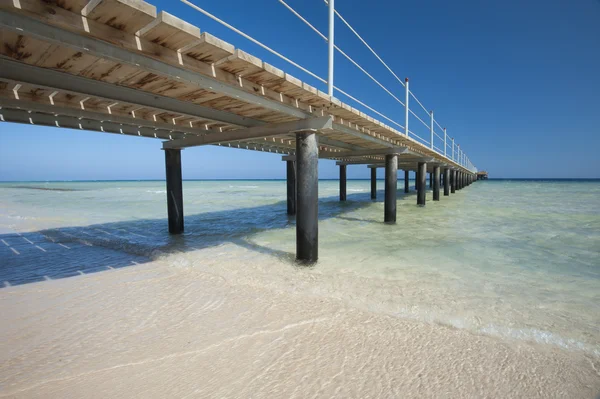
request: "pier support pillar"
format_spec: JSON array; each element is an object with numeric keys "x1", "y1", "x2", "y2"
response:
[
  {"x1": 286, "y1": 160, "x2": 296, "y2": 215},
  {"x1": 417, "y1": 162, "x2": 427, "y2": 206},
  {"x1": 384, "y1": 154, "x2": 398, "y2": 223},
  {"x1": 429, "y1": 172, "x2": 433, "y2": 189},
  {"x1": 451, "y1": 170, "x2": 456, "y2": 193},
  {"x1": 370, "y1": 167, "x2": 377, "y2": 200},
  {"x1": 339, "y1": 164, "x2": 347, "y2": 201},
  {"x1": 404, "y1": 170, "x2": 410, "y2": 193},
  {"x1": 444, "y1": 168, "x2": 450, "y2": 196},
  {"x1": 165, "y1": 148, "x2": 184, "y2": 234},
  {"x1": 433, "y1": 166, "x2": 440, "y2": 201},
  {"x1": 296, "y1": 131, "x2": 319, "y2": 263}
]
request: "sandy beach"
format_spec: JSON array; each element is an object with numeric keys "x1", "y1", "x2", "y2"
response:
[{"x1": 1, "y1": 254, "x2": 598, "y2": 398}]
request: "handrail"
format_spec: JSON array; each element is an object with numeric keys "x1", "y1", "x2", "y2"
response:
[{"x1": 182, "y1": 0, "x2": 477, "y2": 172}]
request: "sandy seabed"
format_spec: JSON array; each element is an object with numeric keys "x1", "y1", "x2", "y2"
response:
[{"x1": 0, "y1": 260, "x2": 599, "y2": 399}]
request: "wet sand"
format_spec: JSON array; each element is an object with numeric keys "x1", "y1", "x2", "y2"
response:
[{"x1": 0, "y1": 260, "x2": 598, "y2": 398}]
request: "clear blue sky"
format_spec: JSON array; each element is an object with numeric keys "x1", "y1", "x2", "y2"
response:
[{"x1": 1, "y1": 0, "x2": 599, "y2": 180}]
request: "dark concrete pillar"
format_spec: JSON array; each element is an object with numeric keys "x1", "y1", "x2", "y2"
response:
[
  {"x1": 370, "y1": 167, "x2": 377, "y2": 200},
  {"x1": 433, "y1": 166, "x2": 440, "y2": 201},
  {"x1": 296, "y1": 131, "x2": 318, "y2": 263},
  {"x1": 384, "y1": 154, "x2": 397, "y2": 223},
  {"x1": 451, "y1": 170, "x2": 456, "y2": 193},
  {"x1": 165, "y1": 148, "x2": 184, "y2": 234},
  {"x1": 417, "y1": 162, "x2": 427, "y2": 206},
  {"x1": 286, "y1": 160, "x2": 296, "y2": 215},
  {"x1": 458, "y1": 172, "x2": 462, "y2": 190},
  {"x1": 339, "y1": 164, "x2": 347, "y2": 201},
  {"x1": 429, "y1": 172, "x2": 433, "y2": 189},
  {"x1": 404, "y1": 170, "x2": 409, "y2": 193},
  {"x1": 415, "y1": 170, "x2": 420, "y2": 192},
  {"x1": 444, "y1": 168, "x2": 450, "y2": 196}
]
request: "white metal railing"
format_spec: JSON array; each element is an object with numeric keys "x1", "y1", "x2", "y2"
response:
[{"x1": 181, "y1": 0, "x2": 477, "y2": 173}]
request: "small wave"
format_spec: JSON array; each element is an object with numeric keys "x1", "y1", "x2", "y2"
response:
[
  {"x1": 7, "y1": 186, "x2": 78, "y2": 192},
  {"x1": 7, "y1": 215, "x2": 38, "y2": 220},
  {"x1": 229, "y1": 185, "x2": 259, "y2": 189},
  {"x1": 477, "y1": 324, "x2": 600, "y2": 356},
  {"x1": 347, "y1": 189, "x2": 366, "y2": 192},
  {"x1": 146, "y1": 190, "x2": 166, "y2": 194}
]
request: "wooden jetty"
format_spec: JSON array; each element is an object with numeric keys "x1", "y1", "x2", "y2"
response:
[{"x1": 0, "y1": 0, "x2": 478, "y2": 262}]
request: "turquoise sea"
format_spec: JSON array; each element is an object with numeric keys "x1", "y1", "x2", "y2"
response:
[{"x1": 0, "y1": 179, "x2": 599, "y2": 356}]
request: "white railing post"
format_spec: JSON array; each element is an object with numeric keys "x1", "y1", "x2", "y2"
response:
[
  {"x1": 429, "y1": 111, "x2": 434, "y2": 150},
  {"x1": 443, "y1": 128, "x2": 447, "y2": 157},
  {"x1": 451, "y1": 138, "x2": 455, "y2": 161},
  {"x1": 327, "y1": 0, "x2": 334, "y2": 97},
  {"x1": 404, "y1": 78, "x2": 409, "y2": 136}
]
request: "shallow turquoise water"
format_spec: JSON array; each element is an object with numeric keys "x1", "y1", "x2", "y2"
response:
[{"x1": 0, "y1": 179, "x2": 599, "y2": 355}]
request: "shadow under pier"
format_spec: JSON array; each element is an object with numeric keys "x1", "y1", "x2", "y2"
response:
[{"x1": 0, "y1": 188, "x2": 418, "y2": 287}]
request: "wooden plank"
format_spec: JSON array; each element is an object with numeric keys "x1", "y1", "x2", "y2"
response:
[
  {"x1": 78, "y1": 59, "x2": 145, "y2": 84},
  {"x1": 0, "y1": 30, "x2": 51, "y2": 64},
  {"x1": 83, "y1": 0, "x2": 156, "y2": 33},
  {"x1": 244, "y1": 62, "x2": 285, "y2": 88},
  {"x1": 214, "y1": 49, "x2": 262, "y2": 76},
  {"x1": 268, "y1": 73, "x2": 305, "y2": 98},
  {"x1": 42, "y1": 0, "x2": 89, "y2": 13},
  {"x1": 137, "y1": 11, "x2": 200, "y2": 50},
  {"x1": 182, "y1": 32, "x2": 234, "y2": 63}
]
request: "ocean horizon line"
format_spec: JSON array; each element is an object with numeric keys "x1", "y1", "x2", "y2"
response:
[{"x1": 1, "y1": 178, "x2": 599, "y2": 183}]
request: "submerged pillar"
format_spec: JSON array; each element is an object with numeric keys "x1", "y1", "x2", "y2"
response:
[
  {"x1": 370, "y1": 167, "x2": 377, "y2": 200},
  {"x1": 444, "y1": 168, "x2": 450, "y2": 196},
  {"x1": 451, "y1": 170, "x2": 456, "y2": 193},
  {"x1": 384, "y1": 154, "x2": 398, "y2": 223},
  {"x1": 339, "y1": 164, "x2": 347, "y2": 201},
  {"x1": 165, "y1": 148, "x2": 184, "y2": 234},
  {"x1": 417, "y1": 162, "x2": 427, "y2": 206},
  {"x1": 433, "y1": 165, "x2": 440, "y2": 201},
  {"x1": 286, "y1": 160, "x2": 296, "y2": 215},
  {"x1": 296, "y1": 131, "x2": 319, "y2": 263},
  {"x1": 404, "y1": 170, "x2": 410, "y2": 193}
]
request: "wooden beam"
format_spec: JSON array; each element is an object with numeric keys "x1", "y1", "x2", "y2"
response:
[
  {"x1": 163, "y1": 116, "x2": 333, "y2": 149},
  {"x1": 0, "y1": 97, "x2": 217, "y2": 136}
]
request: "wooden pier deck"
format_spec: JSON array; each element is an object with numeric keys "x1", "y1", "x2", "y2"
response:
[{"x1": 0, "y1": 0, "x2": 478, "y2": 261}]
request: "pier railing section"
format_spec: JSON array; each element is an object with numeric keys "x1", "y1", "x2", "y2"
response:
[{"x1": 181, "y1": 0, "x2": 477, "y2": 173}]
